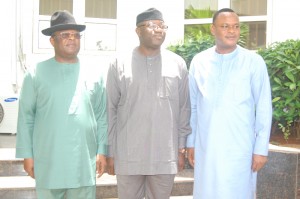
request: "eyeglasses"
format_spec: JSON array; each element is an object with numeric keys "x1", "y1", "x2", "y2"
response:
[
  {"x1": 218, "y1": 24, "x2": 240, "y2": 31},
  {"x1": 139, "y1": 22, "x2": 168, "y2": 31},
  {"x1": 53, "y1": 32, "x2": 82, "y2": 39}
]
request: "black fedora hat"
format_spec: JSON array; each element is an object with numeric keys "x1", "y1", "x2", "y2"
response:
[{"x1": 42, "y1": 10, "x2": 86, "y2": 36}]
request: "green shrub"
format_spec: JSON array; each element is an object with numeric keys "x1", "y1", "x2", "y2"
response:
[
  {"x1": 257, "y1": 39, "x2": 300, "y2": 139},
  {"x1": 168, "y1": 34, "x2": 214, "y2": 69}
]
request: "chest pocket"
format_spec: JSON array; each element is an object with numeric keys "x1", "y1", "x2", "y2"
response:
[
  {"x1": 158, "y1": 76, "x2": 179, "y2": 100},
  {"x1": 233, "y1": 75, "x2": 251, "y2": 102}
]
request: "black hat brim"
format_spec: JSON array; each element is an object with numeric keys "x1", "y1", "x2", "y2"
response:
[{"x1": 42, "y1": 24, "x2": 86, "y2": 36}]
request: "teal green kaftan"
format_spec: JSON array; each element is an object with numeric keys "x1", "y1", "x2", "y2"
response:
[{"x1": 16, "y1": 57, "x2": 107, "y2": 189}]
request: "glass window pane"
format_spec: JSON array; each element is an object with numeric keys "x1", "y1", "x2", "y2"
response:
[
  {"x1": 244, "y1": 21, "x2": 266, "y2": 50},
  {"x1": 184, "y1": 24, "x2": 212, "y2": 40},
  {"x1": 231, "y1": 0, "x2": 267, "y2": 16},
  {"x1": 185, "y1": 0, "x2": 217, "y2": 19},
  {"x1": 85, "y1": 0, "x2": 116, "y2": 19},
  {"x1": 39, "y1": 0, "x2": 73, "y2": 15},
  {"x1": 84, "y1": 23, "x2": 117, "y2": 51}
]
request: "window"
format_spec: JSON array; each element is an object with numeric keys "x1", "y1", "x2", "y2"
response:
[
  {"x1": 35, "y1": 0, "x2": 117, "y2": 53},
  {"x1": 84, "y1": 22, "x2": 117, "y2": 52},
  {"x1": 85, "y1": 0, "x2": 116, "y2": 18},
  {"x1": 231, "y1": 0, "x2": 267, "y2": 16},
  {"x1": 184, "y1": 0, "x2": 267, "y2": 50},
  {"x1": 84, "y1": 0, "x2": 117, "y2": 52},
  {"x1": 245, "y1": 21, "x2": 266, "y2": 49},
  {"x1": 39, "y1": 0, "x2": 73, "y2": 15},
  {"x1": 185, "y1": 0, "x2": 218, "y2": 19}
]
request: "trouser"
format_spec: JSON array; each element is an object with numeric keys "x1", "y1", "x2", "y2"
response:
[
  {"x1": 36, "y1": 185, "x2": 96, "y2": 199},
  {"x1": 117, "y1": 174, "x2": 176, "y2": 199}
]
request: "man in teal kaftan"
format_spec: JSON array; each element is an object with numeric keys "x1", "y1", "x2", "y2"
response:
[{"x1": 15, "y1": 10, "x2": 107, "y2": 199}]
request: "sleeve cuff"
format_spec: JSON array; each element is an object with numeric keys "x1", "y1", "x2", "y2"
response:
[
  {"x1": 15, "y1": 147, "x2": 33, "y2": 158},
  {"x1": 97, "y1": 144, "x2": 107, "y2": 156},
  {"x1": 178, "y1": 136, "x2": 187, "y2": 149}
]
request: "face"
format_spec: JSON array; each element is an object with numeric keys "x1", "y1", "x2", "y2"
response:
[
  {"x1": 211, "y1": 12, "x2": 240, "y2": 54},
  {"x1": 50, "y1": 29, "x2": 81, "y2": 63},
  {"x1": 136, "y1": 20, "x2": 167, "y2": 51}
]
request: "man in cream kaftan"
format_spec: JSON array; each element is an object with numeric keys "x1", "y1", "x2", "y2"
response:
[{"x1": 187, "y1": 8, "x2": 272, "y2": 199}]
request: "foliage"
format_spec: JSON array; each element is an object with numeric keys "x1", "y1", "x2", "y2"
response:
[
  {"x1": 184, "y1": 6, "x2": 213, "y2": 40},
  {"x1": 238, "y1": 23, "x2": 249, "y2": 48},
  {"x1": 167, "y1": 34, "x2": 214, "y2": 69},
  {"x1": 257, "y1": 39, "x2": 300, "y2": 139},
  {"x1": 185, "y1": 5, "x2": 214, "y2": 20}
]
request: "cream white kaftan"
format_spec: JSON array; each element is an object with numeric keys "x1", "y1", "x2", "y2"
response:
[{"x1": 187, "y1": 46, "x2": 272, "y2": 199}]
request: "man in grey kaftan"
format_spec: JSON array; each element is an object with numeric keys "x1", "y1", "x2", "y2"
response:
[{"x1": 106, "y1": 8, "x2": 191, "y2": 199}]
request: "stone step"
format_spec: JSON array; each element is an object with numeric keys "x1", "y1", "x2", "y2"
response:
[
  {"x1": 0, "y1": 148, "x2": 193, "y2": 176},
  {"x1": 0, "y1": 171, "x2": 194, "y2": 199},
  {"x1": 0, "y1": 148, "x2": 26, "y2": 177},
  {"x1": 0, "y1": 148, "x2": 194, "y2": 198},
  {"x1": 106, "y1": 197, "x2": 193, "y2": 199}
]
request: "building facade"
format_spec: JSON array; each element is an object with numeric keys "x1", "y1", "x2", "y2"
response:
[{"x1": 0, "y1": 0, "x2": 299, "y2": 133}]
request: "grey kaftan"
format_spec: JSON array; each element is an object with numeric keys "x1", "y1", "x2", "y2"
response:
[{"x1": 106, "y1": 48, "x2": 191, "y2": 175}]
